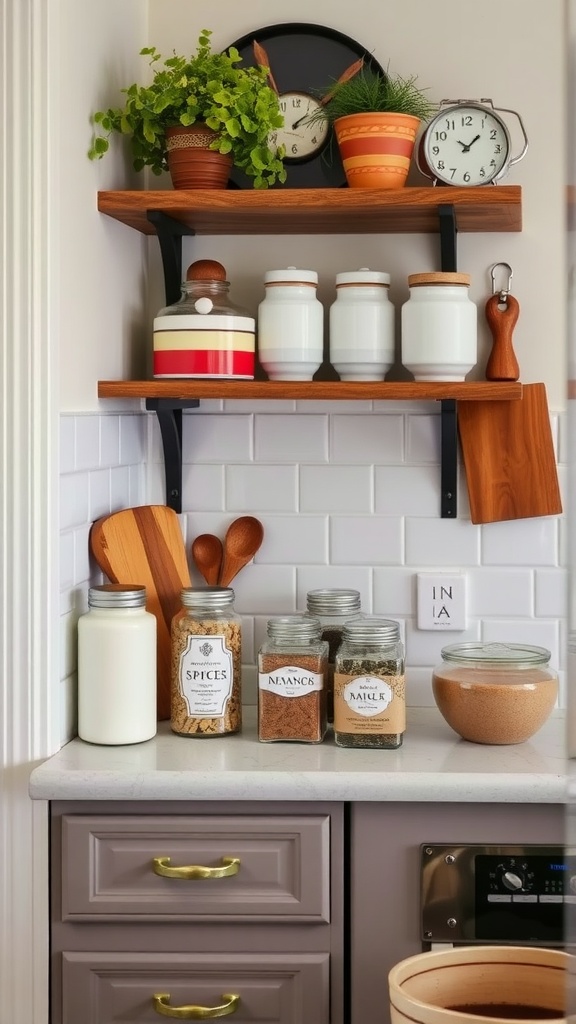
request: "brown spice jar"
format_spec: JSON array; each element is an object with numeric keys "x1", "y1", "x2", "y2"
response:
[{"x1": 258, "y1": 616, "x2": 328, "y2": 743}]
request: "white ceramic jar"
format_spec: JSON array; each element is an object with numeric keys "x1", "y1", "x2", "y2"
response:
[
  {"x1": 78, "y1": 584, "x2": 157, "y2": 745},
  {"x1": 401, "y1": 272, "x2": 477, "y2": 381},
  {"x1": 257, "y1": 267, "x2": 324, "y2": 381},
  {"x1": 329, "y1": 268, "x2": 395, "y2": 381}
]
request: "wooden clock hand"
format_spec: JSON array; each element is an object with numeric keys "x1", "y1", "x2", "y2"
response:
[
  {"x1": 319, "y1": 57, "x2": 364, "y2": 105},
  {"x1": 253, "y1": 40, "x2": 279, "y2": 95}
]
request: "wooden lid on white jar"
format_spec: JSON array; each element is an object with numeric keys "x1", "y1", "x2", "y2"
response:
[{"x1": 408, "y1": 272, "x2": 471, "y2": 287}]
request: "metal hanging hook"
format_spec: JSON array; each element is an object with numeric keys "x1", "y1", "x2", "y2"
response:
[{"x1": 490, "y1": 262, "x2": 513, "y2": 305}]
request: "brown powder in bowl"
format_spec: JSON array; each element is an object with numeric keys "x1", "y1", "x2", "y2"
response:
[{"x1": 432, "y1": 667, "x2": 558, "y2": 744}]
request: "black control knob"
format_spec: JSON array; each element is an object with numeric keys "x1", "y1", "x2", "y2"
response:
[{"x1": 502, "y1": 871, "x2": 523, "y2": 892}]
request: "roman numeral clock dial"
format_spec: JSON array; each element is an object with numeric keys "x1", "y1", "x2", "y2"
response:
[{"x1": 418, "y1": 99, "x2": 528, "y2": 186}]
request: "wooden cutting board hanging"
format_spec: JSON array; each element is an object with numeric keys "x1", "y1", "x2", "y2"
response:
[
  {"x1": 458, "y1": 286, "x2": 562, "y2": 525},
  {"x1": 90, "y1": 505, "x2": 191, "y2": 720}
]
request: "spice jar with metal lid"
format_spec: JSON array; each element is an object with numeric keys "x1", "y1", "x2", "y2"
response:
[
  {"x1": 432, "y1": 642, "x2": 558, "y2": 745},
  {"x1": 329, "y1": 268, "x2": 395, "y2": 381},
  {"x1": 305, "y1": 588, "x2": 362, "y2": 722},
  {"x1": 258, "y1": 615, "x2": 328, "y2": 743},
  {"x1": 78, "y1": 584, "x2": 157, "y2": 746},
  {"x1": 153, "y1": 259, "x2": 255, "y2": 379},
  {"x1": 334, "y1": 616, "x2": 405, "y2": 748},
  {"x1": 171, "y1": 586, "x2": 242, "y2": 737},
  {"x1": 257, "y1": 267, "x2": 323, "y2": 381},
  {"x1": 401, "y1": 271, "x2": 477, "y2": 381}
]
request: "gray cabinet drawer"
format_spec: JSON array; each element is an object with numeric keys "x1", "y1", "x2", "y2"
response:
[
  {"x1": 60, "y1": 951, "x2": 330, "y2": 1024},
  {"x1": 61, "y1": 814, "x2": 330, "y2": 922}
]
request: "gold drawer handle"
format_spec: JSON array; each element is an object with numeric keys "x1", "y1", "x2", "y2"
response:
[
  {"x1": 152, "y1": 855, "x2": 240, "y2": 880},
  {"x1": 153, "y1": 992, "x2": 239, "y2": 1019}
]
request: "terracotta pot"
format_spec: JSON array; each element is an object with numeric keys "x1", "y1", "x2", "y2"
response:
[
  {"x1": 389, "y1": 945, "x2": 568, "y2": 1024},
  {"x1": 165, "y1": 125, "x2": 233, "y2": 189},
  {"x1": 334, "y1": 111, "x2": 420, "y2": 188}
]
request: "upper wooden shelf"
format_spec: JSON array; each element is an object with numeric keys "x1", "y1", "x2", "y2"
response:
[
  {"x1": 97, "y1": 185, "x2": 522, "y2": 236},
  {"x1": 97, "y1": 380, "x2": 523, "y2": 402}
]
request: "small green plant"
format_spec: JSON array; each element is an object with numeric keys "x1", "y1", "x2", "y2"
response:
[
  {"x1": 88, "y1": 29, "x2": 287, "y2": 188},
  {"x1": 310, "y1": 67, "x2": 436, "y2": 127}
]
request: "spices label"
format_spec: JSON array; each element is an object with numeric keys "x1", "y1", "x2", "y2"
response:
[
  {"x1": 334, "y1": 673, "x2": 405, "y2": 733},
  {"x1": 178, "y1": 633, "x2": 233, "y2": 717},
  {"x1": 259, "y1": 665, "x2": 323, "y2": 698}
]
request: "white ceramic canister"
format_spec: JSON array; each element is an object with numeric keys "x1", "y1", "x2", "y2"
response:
[
  {"x1": 257, "y1": 267, "x2": 324, "y2": 381},
  {"x1": 401, "y1": 272, "x2": 477, "y2": 381},
  {"x1": 77, "y1": 584, "x2": 157, "y2": 745},
  {"x1": 329, "y1": 268, "x2": 395, "y2": 381}
]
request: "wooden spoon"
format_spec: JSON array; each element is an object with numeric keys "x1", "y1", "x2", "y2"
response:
[
  {"x1": 191, "y1": 533, "x2": 223, "y2": 585},
  {"x1": 219, "y1": 516, "x2": 264, "y2": 587}
]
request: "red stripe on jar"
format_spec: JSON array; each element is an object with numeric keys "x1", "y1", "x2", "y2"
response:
[{"x1": 154, "y1": 349, "x2": 255, "y2": 378}]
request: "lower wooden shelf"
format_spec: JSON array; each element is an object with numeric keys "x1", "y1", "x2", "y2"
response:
[{"x1": 97, "y1": 379, "x2": 522, "y2": 401}]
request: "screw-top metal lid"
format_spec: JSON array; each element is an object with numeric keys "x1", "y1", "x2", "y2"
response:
[
  {"x1": 181, "y1": 586, "x2": 235, "y2": 609},
  {"x1": 441, "y1": 642, "x2": 551, "y2": 666},
  {"x1": 342, "y1": 615, "x2": 401, "y2": 646},
  {"x1": 88, "y1": 583, "x2": 147, "y2": 608},
  {"x1": 264, "y1": 266, "x2": 318, "y2": 286},
  {"x1": 306, "y1": 588, "x2": 362, "y2": 615},
  {"x1": 267, "y1": 615, "x2": 322, "y2": 642},
  {"x1": 335, "y1": 268, "x2": 390, "y2": 287}
]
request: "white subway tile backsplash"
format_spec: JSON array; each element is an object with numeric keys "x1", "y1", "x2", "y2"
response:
[
  {"x1": 60, "y1": 417, "x2": 75, "y2": 474},
  {"x1": 226, "y1": 465, "x2": 297, "y2": 512},
  {"x1": 231, "y1": 564, "x2": 296, "y2": 614},
  {"x1": 466, "y1": 568, "x2": 534, "y2": 617},
  {"x1": 300, "y1": 465, "x2": 372, "y2": 513},
  {"x1": 330, "y1": 515, "x2": 403, "y2": 565},
  {"x1": 535, "y1": 568, "x2": 569, "y2": 618},
  {"x1": 405, "y1": 666, "x2": 438, "y2": 707},
  {"x1": 331, "y1": 413, "x2": 403, "y2": 463},
  {"x1": 405, "y1": 619, "x2": 481, "y2": 667},
  {"x1": 240, "y1": 616, "x2": 255, "y2": 665},
  {"x1": 373, "y1": 568, "x2": 417, "y2": 617},
  {"x1": 99, "y1": 415, "x2": 120, "y2": 467},
  {"x1": 110, "y1": 465, "x2": 131, "y2": 512},
  {"x1": 60, "y1": 531, "x2": 75, "y2": 593},
  {"x1": 406, "y1": 518, "x2": 481, "y2": 566},
  {"x1": 257, "y1": 515, "x2": 327, "y2": 564},
  {"x1": 74, "y1": 415, "x2": 100, "y2": 471},
  {"x1": 120, "y1": 414, "x2": 146, "y2": 465},
  {"x1": 73, "y1": 526, "x2": 92, "y2": 586},
  {"x1": 481, "y1": 618, "x2": 560, "y2": 669},
  {"x1": 60, "y1": 472, "x2": 89, "y2": 530},
  {"x1": 406, "y1": 413, "x2": 441, "y2": 464},
  {"x1": 375, "y1": 465, "x2": 439, "y2": 516},
  {"x1": 183, "y1": 413, "x2": 253, "y2": 462},
  {"x1": 89, "y1": 469, "x2": 111, "y2": 522},
  {"x1": 255, "y1": 414, "x2": 328, "y2": 462},
  {"x1": 60, "y1": 609, "x2": 77, "y2": 681},
  {"x1": 482, "y1": 517, "x2": 559, "y2": 566},
  {"x1": 182, "y1": 464, "x2": 225, "y2": 511},
  {"x1": 129, "y1": 463, "x2": 146, "y2": 506}
]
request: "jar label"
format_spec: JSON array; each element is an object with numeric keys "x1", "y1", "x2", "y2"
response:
[
  {"x1": 259, "y1": 665, "x2": 323, "y2": 697},
  {"x1": 333, "y1": 673, "x2": 405, "y2": 733},
  {"x1": 178, "y1": 634, "x2": 233, "y2": 717}
]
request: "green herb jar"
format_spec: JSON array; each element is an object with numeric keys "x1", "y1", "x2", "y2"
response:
[{"x1": 334, "y1": 616, "x2": 405, "y2": 748}]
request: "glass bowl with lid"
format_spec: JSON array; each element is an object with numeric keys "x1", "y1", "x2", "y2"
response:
[{"x1": 432, "y1": 642, "x2": 558, "y2": 745}]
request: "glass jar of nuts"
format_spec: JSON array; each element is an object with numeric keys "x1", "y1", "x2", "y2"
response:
[{"x1": 171, "y1": 586, "x2": 242, "y2": 737}]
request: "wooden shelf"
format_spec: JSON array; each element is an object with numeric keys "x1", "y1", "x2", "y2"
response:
[
  {"x1": 97, "y1": 379, "x2": 523, "y2": 402},
  {"x1": 97, "y1": 185, "x2": 522, "y2": 236}
]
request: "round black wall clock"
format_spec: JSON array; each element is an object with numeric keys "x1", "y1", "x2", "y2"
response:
[{"x1": 225, "y1": 23, "x2": 386, "y2": 188}]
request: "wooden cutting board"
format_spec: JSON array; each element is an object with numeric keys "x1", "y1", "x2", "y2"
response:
[
  {"x1": 90, "y1": 505, "x2": 191, "y2": 720},
  {"x1": 457, "y1": 383, "x2": 562, "y2": 524}
]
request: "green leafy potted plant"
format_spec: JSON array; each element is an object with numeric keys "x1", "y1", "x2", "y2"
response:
[
  {"x1": 310, "y1": 66, "x2": 436, "y2": 188},
  {"x1": 88, "y1": 29, "x2": 287, "y2": 189}
]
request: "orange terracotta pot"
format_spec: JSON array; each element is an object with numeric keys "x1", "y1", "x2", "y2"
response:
[
  {"x1": 334, "y1": 111, "x2": 421, "y2": 189},
  {"x1": 165, "y1": 125, "x2": 233, "y2": 190}
]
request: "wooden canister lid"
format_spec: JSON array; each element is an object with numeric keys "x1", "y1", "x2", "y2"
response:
[
  {"x1": 408, "y1": 272, "x2": 471, "y2": 287},
  {"x1": 186, "y1": 259, "x2": 227, "y2": 281}
]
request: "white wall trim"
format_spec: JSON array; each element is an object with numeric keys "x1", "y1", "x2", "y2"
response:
[{"x1": 0, "y1": 1, "x2": 59, "y2": 1021}]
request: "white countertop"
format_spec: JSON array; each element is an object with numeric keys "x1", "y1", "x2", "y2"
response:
[{"x1": 29, "y1": 707, "x2": 567, "y2": 804}]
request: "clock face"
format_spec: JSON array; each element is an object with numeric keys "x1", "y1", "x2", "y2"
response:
[
  {"x1": 422, "y1": 104, "x2": 511, "y2": 186},
  {"x1": 225, "y1": 23, "x2": 386, "y2": 188},
  {"x1": 271, "y1": 92, "x2": 329, "y2": 162}
]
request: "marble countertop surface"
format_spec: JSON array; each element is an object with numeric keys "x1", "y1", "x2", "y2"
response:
[{"x1": 29, "y1": 707, "x2": 567, "y2": 804}]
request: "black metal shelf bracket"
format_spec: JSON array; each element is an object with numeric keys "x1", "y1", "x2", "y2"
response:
[
  {"x1": 438, "y1": 203, "x2": 458, "y2": 273},
  {"x1": 440, "y1": 399, "x2": 458, "y2": 518},
  {"x1": 145, "y1": 398, "x2": 200, "y2": 513},
  {"x1": 147, "y1": 210, "x2": 196, "y2": 307}
]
